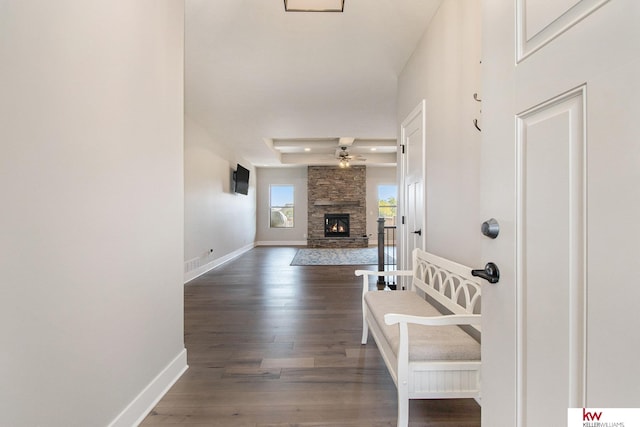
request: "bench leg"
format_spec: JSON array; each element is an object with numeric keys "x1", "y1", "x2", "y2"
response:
[
  {"x1": 397, "y1": 386, "x2": 409, "y2": 427},
  {"x1": 361, "y1": 315, "x2": 369, "y2": 344}
]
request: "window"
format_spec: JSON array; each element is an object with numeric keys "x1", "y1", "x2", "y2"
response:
[
  {"x1": 378, "y1": 185, "x2": 397, "y2": 226},
  {"x1": 270, "y1": 185, "x2": 295, "y2": 228}
]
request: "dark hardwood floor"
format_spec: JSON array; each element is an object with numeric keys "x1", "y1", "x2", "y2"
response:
[{"x1": 141, "y1": 246, "x2": 480, "y2": 426}]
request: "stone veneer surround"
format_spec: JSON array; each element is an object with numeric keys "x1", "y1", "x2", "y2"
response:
[{"x1": 307, "y1": 165, "x2": 368, "y2": 248}]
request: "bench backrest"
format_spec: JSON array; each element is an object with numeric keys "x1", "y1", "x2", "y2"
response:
[{"x1": 411, "y1": 248, "x2": 482, "y2": 333}]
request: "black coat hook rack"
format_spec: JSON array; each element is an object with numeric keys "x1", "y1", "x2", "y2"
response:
[{"x1": 473, "y1": 93, "x2": 482, "y2": 131}]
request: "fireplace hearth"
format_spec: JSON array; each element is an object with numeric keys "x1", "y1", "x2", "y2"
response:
[{"x1": 325, "y1": 214, "x2": 350, "y2": 237}]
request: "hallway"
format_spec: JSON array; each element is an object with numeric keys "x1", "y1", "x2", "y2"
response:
[{"x1": 141, "y1": 246, "x2": 480, "y2": 426}]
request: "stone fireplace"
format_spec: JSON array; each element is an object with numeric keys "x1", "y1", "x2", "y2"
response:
[{"x1": 307, "y1": 165, "x2": 368, "y2": 248}]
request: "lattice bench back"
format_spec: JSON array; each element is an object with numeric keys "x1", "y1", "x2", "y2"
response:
[{"x1": 410, "y1": 249, "x2": 482, "y2": 333}]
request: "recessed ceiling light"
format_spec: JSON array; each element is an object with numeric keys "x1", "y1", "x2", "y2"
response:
[
  {"x1": 304, "y1": 147, "x2": 311, "y2": 152},
  {"x1": 284, "y1": 0, "x2": 344, "y2": 13},
  {"x1": 370, "y1": 148, "x2": 377, "y2": 151}
]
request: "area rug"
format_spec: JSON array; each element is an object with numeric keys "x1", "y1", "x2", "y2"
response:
[{"x1": 291, "y1": 247, "x2": 380, "y2": 266}]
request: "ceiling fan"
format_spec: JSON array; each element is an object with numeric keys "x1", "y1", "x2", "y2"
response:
[{"x1": 335, "y1": 146, "x2": 365, "y2": 167}]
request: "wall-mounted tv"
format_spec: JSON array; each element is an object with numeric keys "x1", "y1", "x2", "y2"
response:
[{"x1": 233, "y1": 163, "x2": 250, "y2": 195}]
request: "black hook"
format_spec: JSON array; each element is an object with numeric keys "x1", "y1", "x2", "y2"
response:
[
  {"x1": 474, "y1": 119, "x2": 481, "y2": 132},
  {"x1": 473, "y1": 93, "x2": 482, "y2": 102}
]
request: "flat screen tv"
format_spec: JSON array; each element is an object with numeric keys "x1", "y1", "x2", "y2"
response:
[{"x1": 233, "y1": 163, "x2": 250, "y2": 195}]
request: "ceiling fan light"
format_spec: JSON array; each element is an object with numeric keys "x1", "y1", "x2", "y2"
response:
[{"x1": 284, "y1": 0, "x2": 344, "y2": 12}]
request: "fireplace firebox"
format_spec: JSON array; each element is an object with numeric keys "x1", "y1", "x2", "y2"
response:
[{"x1": 325, "y1": 213, "x2": 350, "y2": 237}]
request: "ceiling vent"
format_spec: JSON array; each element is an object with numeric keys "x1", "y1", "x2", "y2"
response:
[{"x1": 284, "y1": 0, "x2": 344, "y2": 12}]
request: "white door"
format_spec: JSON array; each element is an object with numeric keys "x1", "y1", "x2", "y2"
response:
[
  {"x1": 400, "y1": 100, "x2": 426, "y2": 284},
  {"x1": 482, "y1": 1, "x2": 640, "y2": 426}
]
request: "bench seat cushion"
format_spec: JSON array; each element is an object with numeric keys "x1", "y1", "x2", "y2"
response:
[{"x1": 364, "y1": 290, "x2": 480, "y2": 361}]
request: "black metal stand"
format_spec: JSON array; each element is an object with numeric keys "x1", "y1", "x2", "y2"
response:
[{"x1": 377, "y1": 218, "x2": 386, "y2": 290}]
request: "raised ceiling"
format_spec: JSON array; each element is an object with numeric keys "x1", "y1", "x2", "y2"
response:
[
  {"x1": 269, "y1": 137, "x2": 397, "y2": 166},
  {"x1": 185, "y1": 0, "x2": 442, "y2": 167}
]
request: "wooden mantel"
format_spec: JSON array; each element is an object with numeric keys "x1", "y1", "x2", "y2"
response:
[{"x1": 313, "y1": 200, "x2": 361, "y2": 206}]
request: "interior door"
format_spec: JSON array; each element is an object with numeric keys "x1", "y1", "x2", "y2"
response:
[
  {"x1": 400, "y1": 100, "x2": 426, "y2": 284},
  {"x1": 481, "y1": 1, "x2": 640, "y2": 426}
]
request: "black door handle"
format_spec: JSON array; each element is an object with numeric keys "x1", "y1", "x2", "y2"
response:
[
  {"x1": 412, "y1": 229, "x2": 422, "y2": 236},
  {"x1": 471, "y1": 262, "x2": 500, "y2": 284}
]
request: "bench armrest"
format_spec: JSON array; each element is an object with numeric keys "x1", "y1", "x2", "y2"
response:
[{"x1": 384, "y1": 313, "x2": 481, "y2": 327}]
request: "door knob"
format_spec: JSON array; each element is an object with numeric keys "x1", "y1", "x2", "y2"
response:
[
  {"x1": 412, "y1": 229, "x2": 422, "y2": 236},
  {"x1": 471, "y1": 262, "x2": 500, "y2": 284}
]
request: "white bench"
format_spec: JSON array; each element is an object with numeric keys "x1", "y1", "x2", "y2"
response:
[{"x1": 355, "y1": 248, "x2": 482, "y2": 427}]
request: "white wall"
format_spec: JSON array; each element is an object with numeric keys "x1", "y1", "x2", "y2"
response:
[
  {"x1": 0, "y1": 1, "x2": 185, "y2": 426},
  {"x1": 184, "y1": 116, "x2": 257, "y2": 279},
  {"x1": 397, "y1": 0, "x2": 482, "y2": 266},
  {"x1": 255, "y1": 167, "x2": 308, "y2": 245},
  {"x1": 366, "y1": 166, "x2": 398, "y2": 243}
]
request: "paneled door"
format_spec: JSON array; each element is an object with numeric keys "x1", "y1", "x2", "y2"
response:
[
  {"x1": 400, "y1": 100, "x2": 426, "y2": 287},
  {"x1": 481, "y1": 1, "x2": 640, "y2": 426}
]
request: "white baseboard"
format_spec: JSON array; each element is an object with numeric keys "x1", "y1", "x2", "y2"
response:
[
  {"x1": 184, "y1": 243, "x2": 255, "y2": 284},
  {"x1": 108, "y1": 348, "x2": 188, "y2": 427},
  {"x1": 254, "y1": 240, "x2": 307, "y2": 246}
]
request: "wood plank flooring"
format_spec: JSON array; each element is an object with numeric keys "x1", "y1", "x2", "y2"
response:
[{"x1": 141, "y1": 246, "x2": 480, "y2": 426}]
